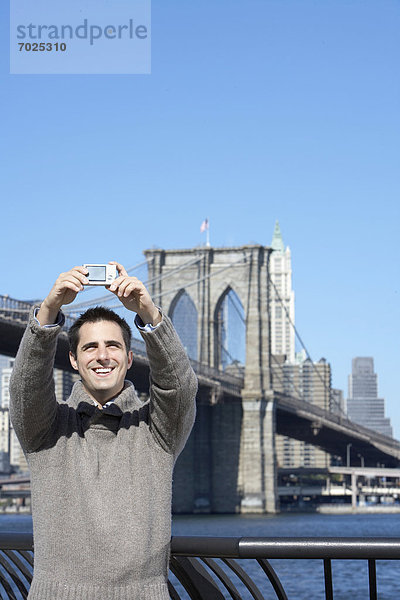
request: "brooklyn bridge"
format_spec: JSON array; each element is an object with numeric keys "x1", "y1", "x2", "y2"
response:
[{"x1": 1, "y1": 244, "x2": 399, "y2": 514}]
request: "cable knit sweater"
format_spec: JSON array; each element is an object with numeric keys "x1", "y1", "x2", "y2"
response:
[{"x1": 9, "y1": 309, "x2": 197, "y2": 600}]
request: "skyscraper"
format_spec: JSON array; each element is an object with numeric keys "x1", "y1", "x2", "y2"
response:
[
  {"x1": 270, "y1": 221, "x2": 295, "y2": 362},
  {"x1": 347, "y1": 357, "x2": 393, "y2": 437}
]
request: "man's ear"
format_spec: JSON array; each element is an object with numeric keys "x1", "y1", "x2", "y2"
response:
[
  {"x1": 69, "y1": 352, "x2": 78, "y2": 371},
  {"x1": 127, "y1": 350, "x2": 133, "y2": 370}
]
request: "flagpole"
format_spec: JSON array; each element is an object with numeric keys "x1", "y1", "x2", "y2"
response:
[{"x1": 200, "y1": 218, "x2": 210, "y2": 247}]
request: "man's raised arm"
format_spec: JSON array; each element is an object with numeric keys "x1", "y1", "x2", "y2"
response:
[
  {"x1": 36, "y1": 266, "x2": 89, "y2": 325},
  {"x1": 10, "y1": 266, "x2": 89, "y2": 453}
]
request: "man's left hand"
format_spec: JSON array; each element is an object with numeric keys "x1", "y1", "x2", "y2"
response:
[{"x1": 107, "y1": 261, "x2": 161, "y2": 325}]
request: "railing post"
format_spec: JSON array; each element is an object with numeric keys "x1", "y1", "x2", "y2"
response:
[
  {"x1": 368, "y1": 559, "x2": 377, "y2": 600},
  {"x1": 323, "y1": 559, "x2": 333, "y2": 600}
]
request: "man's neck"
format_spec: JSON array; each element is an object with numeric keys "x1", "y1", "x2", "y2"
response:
[{"x1": 83, "y1": 384, "x2": 125, "y2": 409}]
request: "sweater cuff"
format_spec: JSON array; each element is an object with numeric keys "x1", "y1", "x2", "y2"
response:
[
  {"x1": 134, "y1": 308, "x2": 162, "y2": 333},
  {"x1": 33, "y1": 306, "x2": 65, "y2": 328}
]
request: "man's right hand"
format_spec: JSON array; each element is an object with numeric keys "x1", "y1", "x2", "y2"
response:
[{"x1": 36, "y1": 266, "x2": 89, "y2": 326}]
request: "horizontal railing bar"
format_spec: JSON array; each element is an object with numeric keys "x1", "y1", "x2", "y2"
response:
[
  {"x1": 238, "y1": 538, "x2": 400, "y2": 559},
  {"x1": 0, "y1": 533, "x2": 33, "y2": 551},
  {"x1": 3, "y1": 533, "x2": 400, "y2": 560},
  {"x1": 171, "y1": 536, "x2": 400, "y2": 560},
  {"x1": 171, "y1": 536, "x2": 240, "y2": 557}
]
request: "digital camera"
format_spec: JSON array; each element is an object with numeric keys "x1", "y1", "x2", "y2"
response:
[{"x1": 83, "y1": 264, "x2": 118, "y2": 286}]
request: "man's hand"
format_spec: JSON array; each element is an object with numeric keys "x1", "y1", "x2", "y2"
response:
[
  {"x1": 36, "y1": 266, "x2": 89, "y2": 326},
  {"x1": 108, "y1": 261, "x2": 161, "y2": 325}
]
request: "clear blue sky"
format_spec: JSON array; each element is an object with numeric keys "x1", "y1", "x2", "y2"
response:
[{"x1": 1, "y1": 1, "x2": 399, "y2": 435}]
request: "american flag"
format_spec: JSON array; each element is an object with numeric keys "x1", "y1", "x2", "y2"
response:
[{"x1": 200, "y1": 218, "x2": 209, "y2": 233}]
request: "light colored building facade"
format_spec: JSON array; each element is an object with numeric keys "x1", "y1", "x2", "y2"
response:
[
  {"x1": 1, "y1": 363, "x2": 13, "y2": 409},
  {"x1": 0, "y1": 360, "x2": 21, "y2": 472},
  {"x1": 0, "y1": 355, "x2": 11, "y2": 408},
  {"x1": 0, "y1": 409, "x2": 10, "y2": 472},
  {"x1": 347, "y1": 357, "x2": 392, "y2": 438},
  {"x1": 270, "y1": 221, "x2": 295, "y2": 363}
]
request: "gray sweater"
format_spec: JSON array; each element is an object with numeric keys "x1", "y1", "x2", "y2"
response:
[{"x1": 10, "y1": 309, "x2": 197, "y2": 600}]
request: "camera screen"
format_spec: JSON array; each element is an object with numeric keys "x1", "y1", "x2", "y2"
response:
[{"x1": 87, "y1": 266, "x2": 106, "y2": 281}]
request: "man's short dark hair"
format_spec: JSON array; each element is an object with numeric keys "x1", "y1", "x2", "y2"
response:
[{"x1": 68, "y1": 306, "x2": 132, "y2": 357}]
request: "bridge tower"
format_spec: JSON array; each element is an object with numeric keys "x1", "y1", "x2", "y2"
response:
[{"x1": 144, "y1": 245, "x2": 278, "y2": 513}]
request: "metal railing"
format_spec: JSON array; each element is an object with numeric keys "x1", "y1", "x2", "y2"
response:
[
  {"x1": 0, "y1": 297, "x2": 34, "y2": 326},
  {"x1": 1, "y1": 533, "x2": 400, "y2": 599}
]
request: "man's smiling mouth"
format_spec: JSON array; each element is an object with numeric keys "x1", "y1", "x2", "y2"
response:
[{"x1": 93, "y1": 367, "x2": 114, "y2": 376}]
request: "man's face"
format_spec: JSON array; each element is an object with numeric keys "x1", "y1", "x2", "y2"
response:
[{"x1": 69, "y1": 320, "x2": 133, "y2": 405}]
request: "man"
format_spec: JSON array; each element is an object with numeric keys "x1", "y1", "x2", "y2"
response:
[{"x1": 10, "y1": 262, "x2": 197, "y2": 600}]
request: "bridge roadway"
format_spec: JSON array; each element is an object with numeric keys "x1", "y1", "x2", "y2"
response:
[{"x1": 1, "y1": 301, "x2": 400, "y2": 469}]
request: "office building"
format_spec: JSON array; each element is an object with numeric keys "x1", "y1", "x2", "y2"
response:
[{"x1": 347, "y1": 357, "x2": 392, "y2": 437}]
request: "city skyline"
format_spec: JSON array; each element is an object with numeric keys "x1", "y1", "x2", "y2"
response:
[{"x1": 0, "y1": 1, "x2": 398, "y2": 435}]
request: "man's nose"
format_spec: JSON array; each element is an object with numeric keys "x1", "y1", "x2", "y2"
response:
[{"x1": 96, "y1": 345, "x2": 110, "y2": 362}]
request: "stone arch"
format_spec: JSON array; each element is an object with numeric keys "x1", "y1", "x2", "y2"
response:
[
  {"x1": 213, "y1": 286, "x2": 246, "y2": 372},
  {"x1": 210, "y1": 279, "x2": 248, "y2": 320},
  {"x1": 169, "y1": 289, "x2": 198, "y2": 360}
]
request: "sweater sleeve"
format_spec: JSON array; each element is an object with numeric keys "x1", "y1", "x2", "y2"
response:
[
  {"x1": 9, "y1": 307, "x2": 61, "y2": 453},
  {"x1": 138, "y1": 313, "x2": 197, "y2": 458}
]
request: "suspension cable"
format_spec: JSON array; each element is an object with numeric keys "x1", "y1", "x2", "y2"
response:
[{"x1": 125, "y1": 259, "x2": 148, "y2": 273}]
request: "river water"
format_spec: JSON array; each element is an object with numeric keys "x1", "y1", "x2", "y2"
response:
[{"x1": 2, "y1": 512, "x2": 400, "y2": 599}]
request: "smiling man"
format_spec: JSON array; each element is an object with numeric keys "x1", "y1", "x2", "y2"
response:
[
  {"x1": 68, "y1": 315, "x2": 134, "y2": 406},
  {"x1": 9, "y1": 262, "x2": 197, "y2": 600}
]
